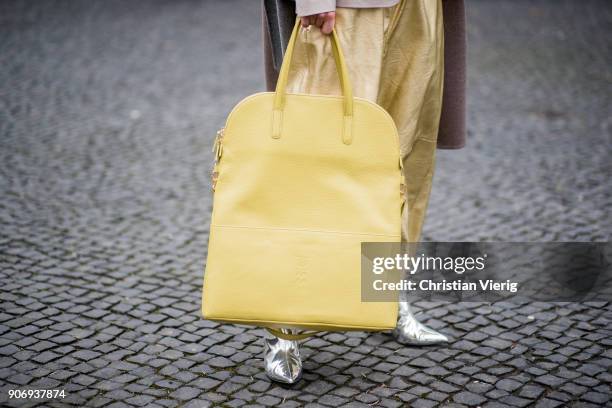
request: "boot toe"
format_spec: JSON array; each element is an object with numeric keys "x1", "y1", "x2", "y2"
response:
[
  {"x1": 264, "y1": 338, "x2": 303, "y2": 384},
  {"x1": 393, "y1": 318, "x2": 450, "y2": 345}
]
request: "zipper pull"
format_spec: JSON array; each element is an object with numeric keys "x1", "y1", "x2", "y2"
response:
[
  {"x1": 211, "y1": 127, "x2": 225, "y2": 192},
  {"x1": 213, "y1": 127, "x2": 224, "y2": 161}
]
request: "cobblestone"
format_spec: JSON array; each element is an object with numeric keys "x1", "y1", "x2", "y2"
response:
[{"x1": 1, "y1": 0, "x2": 611, "y2": 407}]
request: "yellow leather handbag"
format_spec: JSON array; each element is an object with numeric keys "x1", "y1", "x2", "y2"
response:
[{"x1": 202, "y1": 19, "x2": 401, "y2": 340}]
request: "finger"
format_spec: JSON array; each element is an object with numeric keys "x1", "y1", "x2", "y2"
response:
[
  {"x1": 321, "y1": 12, "x2": 336, "y2": 35},
  {"x1": 309, "y1": 15, "x2": 316, "y2": 26},
  {"x1": 300, "y1": 16, "x2": 309, "y2": 28},
  {"x1": 315, "y1": 14, "x2": 324, "y2": 27}
]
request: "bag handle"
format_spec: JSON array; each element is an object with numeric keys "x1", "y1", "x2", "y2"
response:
[{"x1": 272, "y1": 18, "x2": 354, "y2": 145}]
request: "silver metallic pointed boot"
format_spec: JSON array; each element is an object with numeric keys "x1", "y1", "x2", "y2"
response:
[
  {"x1": 263, "y1": 329, "x2": 302, "y2": 384},
  {"x1": 393, "y1": 301, "x2": 449, "y2": 345}
]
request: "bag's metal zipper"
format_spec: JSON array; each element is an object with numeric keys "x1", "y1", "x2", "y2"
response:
[
  {"x1": 399, "y1": 156, "x2": 406, "y2": 213},
  {"x1": 211, "y1": 127, "x2": 225, "y2": 192},
  {"x1": 212, "y1": 127, "x2": 404, "y2": 205},
  {"x1": 212, "y1": 127, "x2": 224, "y2": 161}
]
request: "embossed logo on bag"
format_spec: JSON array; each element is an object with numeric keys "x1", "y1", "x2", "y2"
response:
[{"x1": 295, "y1": 253, "x2": 308, "y2": 289}]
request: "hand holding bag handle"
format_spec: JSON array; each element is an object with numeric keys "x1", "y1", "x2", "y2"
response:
[{"x1": 271, "y1": 18, "x2": 354, "y2": 145}]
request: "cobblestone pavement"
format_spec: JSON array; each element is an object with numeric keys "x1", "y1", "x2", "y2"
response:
[{"x1": 1, "y1": 0, "x2": 610, "y2": 407}]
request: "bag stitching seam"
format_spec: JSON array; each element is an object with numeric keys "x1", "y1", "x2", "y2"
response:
[{"x1": 204, "y1": 316, "x2": 396, "y2": 331}]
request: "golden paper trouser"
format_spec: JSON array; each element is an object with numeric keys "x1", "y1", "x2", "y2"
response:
[{"x1": 286, "y1": 0, "x2": 444, "y2": 242}]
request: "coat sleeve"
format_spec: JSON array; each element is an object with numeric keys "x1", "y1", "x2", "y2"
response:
[
  {"x1": 295, "y1": 0, "x2": 336, "y2": 16},
  {"x1": 437, "y1": 0, "x2": 467, "y2": 149}
]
